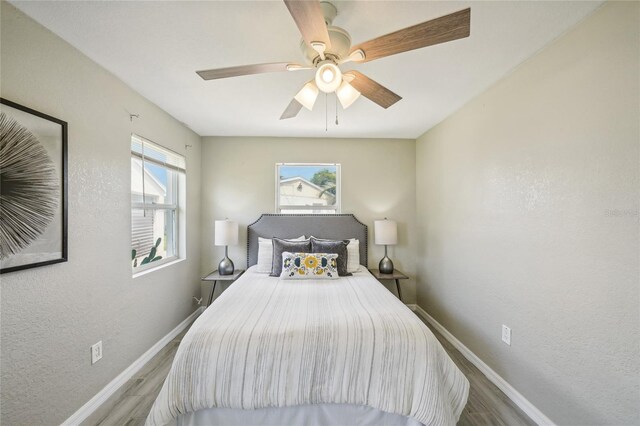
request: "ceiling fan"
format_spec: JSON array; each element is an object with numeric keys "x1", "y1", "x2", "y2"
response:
[{"x1": 196, "y1": 1, "x2": 470, "y2": 120}]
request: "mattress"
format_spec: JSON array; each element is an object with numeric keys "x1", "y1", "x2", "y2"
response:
[{"x1": 146, "y1": 267, "x2": 469, "y2": 425}]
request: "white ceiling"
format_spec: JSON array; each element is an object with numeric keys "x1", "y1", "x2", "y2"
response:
[{"x1": 12, "y1": 1, "x2": 602, "y2": 139}]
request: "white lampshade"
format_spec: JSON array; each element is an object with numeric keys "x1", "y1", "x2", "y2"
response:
[
  {"x1": 336, "y1": 80, "x2": 361, "y2": 109},
  {"x1": 315, "y1": 60, "x2": 342, "y2": 93},
  {"x1": 374, "y1": 219, "x2": 397, "y2": 245},
  {"x1": 294, "y1": 81, "x2": 319, "y2": 111},
  {"x1": 214, "y1": 220, "x2": 238, "y2": 246}
]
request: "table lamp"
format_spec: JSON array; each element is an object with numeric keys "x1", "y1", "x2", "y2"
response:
[
  {"x1": 374, "y1": 218, "x2": 397, "y2": 274},
  {"x1": 215, "y1": 219, "x2": 238, "y2": 275}
]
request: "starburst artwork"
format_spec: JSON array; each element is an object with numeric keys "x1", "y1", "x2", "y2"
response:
[{"x1": 0, "y1": 99, "x2": 67, "y2": 273}]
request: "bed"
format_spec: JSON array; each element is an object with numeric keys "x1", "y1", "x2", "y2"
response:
[{"x1": 146, "y1": 214, "x2": 469, "y2": 426}]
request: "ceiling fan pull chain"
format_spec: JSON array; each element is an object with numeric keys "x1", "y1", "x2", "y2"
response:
[
  {"x1": 326, "y1": 93, "x2": 329, "y2": 131},
  {"x1": 335, "y1": 95, "x2": 339, "y2": 126}
]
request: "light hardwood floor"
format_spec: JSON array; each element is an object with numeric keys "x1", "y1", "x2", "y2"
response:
[{"x1": 83, "y1": 312, "x2": 536, "y2": 426}]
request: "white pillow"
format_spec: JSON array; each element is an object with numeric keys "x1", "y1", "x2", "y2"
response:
[
  {"x1": 347, "y1": 238, "x2": 361, "y2": 273},
  {"x1": 309, "y1": 236, "x2": 361, "y2": 273},
  {"x1": 256, "y1": 235, "x2": 306, "y2": 273}
]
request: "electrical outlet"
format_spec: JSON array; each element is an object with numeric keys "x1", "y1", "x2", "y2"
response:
[
  {"x1": 502, "y1": 325, "x2": 511, "y2": 346},
  {"x1": 91, "y1": 341, "x2": 103, "y2": 364}
]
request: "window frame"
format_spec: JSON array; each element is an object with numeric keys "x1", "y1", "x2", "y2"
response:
[
  {"x1": 275, "y1": 163, "x2": 341, "y2": 214},
  {"x1": 131, "y1": 134, "x2": 185, "y2": 274}
]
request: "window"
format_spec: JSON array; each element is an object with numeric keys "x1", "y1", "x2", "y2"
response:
[
  {"x1": 276, "y1": 163, "x2": 340, "y2": 214},
  {"x1": 131, "y1": 134, "x2": 185, "y2": 272}
]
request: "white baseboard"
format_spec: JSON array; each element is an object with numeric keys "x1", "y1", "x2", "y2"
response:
[
  {"x1": 407, "y1": 304, "x2": 555, "y2": 426},
  {"x1": 62, "y1": 307, "x2": 204, "y2": 426}
]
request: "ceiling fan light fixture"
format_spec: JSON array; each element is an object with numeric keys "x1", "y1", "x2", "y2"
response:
[
  {"x1": 321, "y1": 68, "x2": 334, "y2": 83},
  {"x1": 336, "y1": 80, "x2": 361, "y2": 109},
  {"x1": 315, "y1": 60, "x2": 342, "y2": 93},
  {"x1": 294, "y1": 80, "x2": 319, "y2": 111}
]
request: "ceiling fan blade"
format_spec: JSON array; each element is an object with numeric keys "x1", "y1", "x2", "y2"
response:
[
  {"x1": 283, "y1": 0, "x2": 331, "y2": 50},
  {"x1": 345, "y1": 71, "x2": 402, "y2": 109},
  {"x1": 280, "y1": 99, "x2": 304, "y2": 120},
  {"x1": 196, "y1": 62, "x2": 307, "y2": 80},
  {"x1": 349, "y1": 8, "x2": 470, "y2": 63}
]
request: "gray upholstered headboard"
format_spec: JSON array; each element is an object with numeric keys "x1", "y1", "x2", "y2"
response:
[{"x1": 247, "y1": 214, "x2": 368, "y2": 268}]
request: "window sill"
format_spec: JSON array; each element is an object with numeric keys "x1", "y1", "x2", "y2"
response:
[
  {"x1": 277, "y1": 210, "x2": 339, "y2": 214},
  {"x1": 132, "y1": 257, "x2": 185, "y2": 279}
]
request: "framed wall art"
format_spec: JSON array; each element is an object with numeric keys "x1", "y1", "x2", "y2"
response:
[{"x1": 0, "y1": 98, "x2": 68, "y2": 274}]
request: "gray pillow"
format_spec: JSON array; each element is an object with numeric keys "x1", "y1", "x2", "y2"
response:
[
  {"x1": 310, "y1": 237, "x2": 351, "y2": 276},
  {"x1": 270, "y1": 238, "x2": 312, "y2": 277}
]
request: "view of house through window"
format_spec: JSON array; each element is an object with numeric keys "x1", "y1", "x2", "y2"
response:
[
  {"x1": 131, "y1": 134, "x2": 185, "y2": 271},
  {"x1": 276, "y1": 163, "x2": 340, "y2": 214}
]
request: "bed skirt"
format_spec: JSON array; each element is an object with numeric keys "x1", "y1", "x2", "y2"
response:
[{"x1": 176, "y1": 403, "x2": 424, "y2": 426}]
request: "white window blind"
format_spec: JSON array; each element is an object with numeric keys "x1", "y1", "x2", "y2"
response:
[{"x1": 131, "y1": 134, "x2": 186, "y2": 174}]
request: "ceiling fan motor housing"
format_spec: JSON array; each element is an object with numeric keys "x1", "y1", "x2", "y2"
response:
[
  {"x1": 300, "y1": 26, "x2": 352, "y2": 64},
  {"x1": 319, "y1": 1, "x2": 337, "y2": 25}
]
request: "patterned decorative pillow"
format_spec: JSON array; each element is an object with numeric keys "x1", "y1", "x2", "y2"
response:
[{"x1": 280, "y1": 252, "x2": 339, "y2": 279}]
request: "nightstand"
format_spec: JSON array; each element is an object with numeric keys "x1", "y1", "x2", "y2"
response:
[
  {"x1": 369, "y1": 269, "x2": 408, "y2": 302},
  {"x1": 201, "y1": 269, "x2": 244, "y2": 306}
]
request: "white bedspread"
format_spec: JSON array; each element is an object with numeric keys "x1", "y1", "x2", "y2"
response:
[{"x1": 146, "y1": 268, "x2": 469, "y2": 426}]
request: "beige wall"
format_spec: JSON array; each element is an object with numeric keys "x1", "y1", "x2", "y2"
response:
[
  {"x1": 2, "y1": 1, "x2": 638, "y2": 424},
  {"x1": 0, "y1": 3, "x2": 202, "y2": 424},
  {"x1": 200, "y1": 136, "x2": 416, "y2": 302},
  {"x1": 415, "y1": 2, "x2": 639, "y2": 424}
]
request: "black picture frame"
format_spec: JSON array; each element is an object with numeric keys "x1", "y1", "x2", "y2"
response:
[{"x1": 0, "y1": 98, "x2": 68, "y2": 274}]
